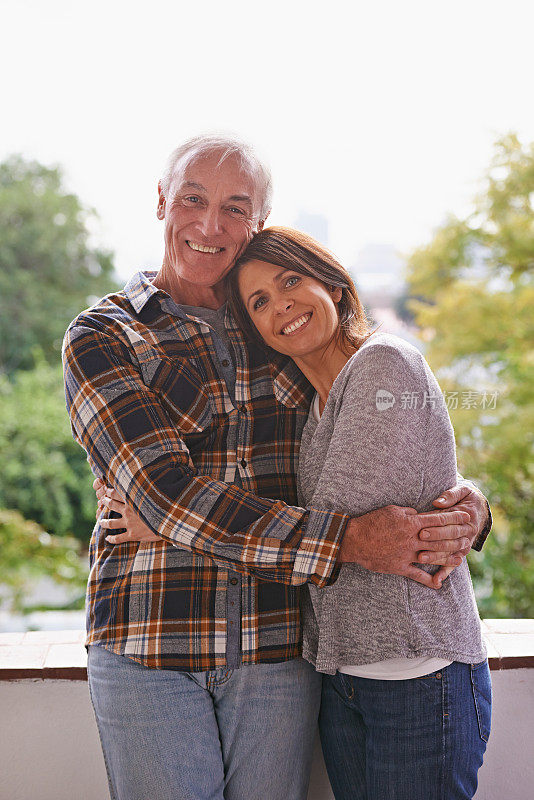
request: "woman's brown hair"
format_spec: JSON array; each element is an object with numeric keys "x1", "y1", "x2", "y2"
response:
[{"x1": 226, "y1": 226, "x2": 371, "y2": 353}]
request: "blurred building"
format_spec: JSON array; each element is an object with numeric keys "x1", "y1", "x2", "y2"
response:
[
  {"x1": 350, "y1": 243, "x2": 405, "y2": 294},
  {"x1": 349, "y1": 244, "x2": 419, "y2": 348},
  {"x1": 294, "y1": 211, "x2": 329, "y2": 247}
]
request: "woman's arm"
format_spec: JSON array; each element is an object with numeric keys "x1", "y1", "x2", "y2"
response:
[{"x1": 304, "y1": 338, "x2": 468, "y2": 585}]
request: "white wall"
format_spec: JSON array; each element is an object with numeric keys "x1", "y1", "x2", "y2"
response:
[
  {"x1": 474, "y1": 669, "x2": 534, "y2": 800},
  {"x1": 0, "y1": 680, "x2": 108, "y2": 800},
  {"x1": 1, "y1": 669, "x2": 533, "y2": 800}
]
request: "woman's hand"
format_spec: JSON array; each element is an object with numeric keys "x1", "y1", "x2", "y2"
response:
[
  {"x1": 430, "y1": 483, "x2": 490, "y2": 587},
  {"x1": 93, "y1": 478, "x2": 160, "y2": 544},
  {"x1": 429, "y1": 565, "x2": 456, "y2": 589}
]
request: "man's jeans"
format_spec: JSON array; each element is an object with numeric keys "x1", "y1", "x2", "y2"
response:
[
  {"x1": 319, "y1": 660, "x2": 492, "y2": 800},
  {"x1": 87, "y1": 645, "x2": 321, "y2": 800}
]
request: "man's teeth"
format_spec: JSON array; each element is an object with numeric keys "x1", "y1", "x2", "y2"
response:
[
  {"x1": 187, "y1": 241, "x2": 223, "y2": 254},
  {"x1": 282, "y1": 314, "x2": 311, "y2": 335}
]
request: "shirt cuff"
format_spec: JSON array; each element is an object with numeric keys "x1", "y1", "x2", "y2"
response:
[
  {"x1": 472, "y1": 500, "x2": 492, "y2": 552},
  {"x1": 292, "y1": 508, "x2": 350, "y2": 588}
]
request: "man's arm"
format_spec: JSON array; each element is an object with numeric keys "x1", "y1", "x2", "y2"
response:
[
  {"x1": 63, "y1": 322, "x2": 346, "y2": 588},
  {"x1": 78, "y1": 325, "x2": 475, "y2": 591},
  {"x1": 97, "y1": 482, "x2": 471, "y2": 591}
]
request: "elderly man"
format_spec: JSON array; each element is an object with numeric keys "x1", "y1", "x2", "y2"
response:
[{"x1": 63, "y1": 135, "x2": 490, "y2": 800}]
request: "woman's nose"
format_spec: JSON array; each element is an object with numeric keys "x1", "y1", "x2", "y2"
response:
[{"x1": 275, "y1": 297, "x2": 294, "y2": 314}]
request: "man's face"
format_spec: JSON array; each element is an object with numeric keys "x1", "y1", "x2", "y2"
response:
[{"x1": 157, "y1": 152, "x2": 263, "y2": 295}]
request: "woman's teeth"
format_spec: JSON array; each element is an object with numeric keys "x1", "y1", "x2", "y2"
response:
[
  {"x1": 187, "y1": 241, "x2": 223, "y2": 253},
  {"x1": 282, "y1": 313, "x2": 311, "y2": 335}
]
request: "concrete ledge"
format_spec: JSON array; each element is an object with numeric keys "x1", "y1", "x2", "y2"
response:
[
  {"x1": 0, "y1": 620, "x2": 533, "y2": 680},
  {"x1": 0, "y1": 630, "x2": 87, "y2": 681},
  {"x1": 482, "y1": 619, "x2": 534, "y2": 670}
]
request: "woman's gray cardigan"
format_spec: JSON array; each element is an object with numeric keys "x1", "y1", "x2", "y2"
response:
[{"x1": 298, "y1": 333, "x2": 485, "y2": 675}]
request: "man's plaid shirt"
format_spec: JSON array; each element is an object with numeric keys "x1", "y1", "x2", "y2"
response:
[{"x1": 63, "y1": 271, "x2": 349, "y2": 671}]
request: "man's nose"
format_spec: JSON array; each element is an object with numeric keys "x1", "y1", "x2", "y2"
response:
[{"x1": 198, "y1": 207, "x2": 223, "y2": 237}]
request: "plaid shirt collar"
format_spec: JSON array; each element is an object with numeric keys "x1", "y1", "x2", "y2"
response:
[
  {"x1": 123, "y1": 269, "x2": 230, "y2": 324},
  {"x1": 123, "y1": 270, "x2": 161, "y2": 314}
]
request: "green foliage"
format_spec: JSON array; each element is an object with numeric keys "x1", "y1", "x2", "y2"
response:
[
  {"x1": 406, "y1": 134, "x2": 534, "y2": 618},
  {"x1": 0, "y1": 509, "x2": 87, "y2": 613},
  {"x1": 0, "y1": 155, "x2": 115, "y2": 611},
  {"x1": 0, "y1": 155, "x2": 118, "y2": 374},
  {"x1": 0, "y1": 354, "x2": 97, "y2": 543}
]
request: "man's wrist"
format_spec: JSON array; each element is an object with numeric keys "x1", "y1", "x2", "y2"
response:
[
  {"x1": 338, "y1": 516, "x2": 368, "y2": 567},
  {"x1": 472, "y1": 499, "x2": 492, "y2": 552}
]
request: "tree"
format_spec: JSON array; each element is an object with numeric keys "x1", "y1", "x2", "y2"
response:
[
  {"x1": 0, "y1": 353, "x2": 98, "y2": 544},
  {"x1": 0, "y1": 509, "x2": 87, "y2": 613},
  {"x1": 0, "y1": 155, "x2": 117, "y2": 374},
  {"x1": 406, "y1": 134, "x2": 534, "y2": 617}
]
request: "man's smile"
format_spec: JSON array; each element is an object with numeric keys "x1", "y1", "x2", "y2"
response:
[{"x1": 186, "y1": 240, "x2": 224, "y2": 254}]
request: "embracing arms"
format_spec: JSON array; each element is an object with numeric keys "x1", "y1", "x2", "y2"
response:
[
  {"x1": 97, "y1": 480, "x2": 484, "y2": 590},
  {"x1": 65, "y1": 321, "x2": 489, "y2": 591}
]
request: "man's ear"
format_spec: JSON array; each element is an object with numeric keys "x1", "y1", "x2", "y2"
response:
[
  {"x1": 156, "y1": 181, "x2": 166, "y2": 220},
  {"x1": 256, "y1": 218, "x2": 266, "y2": 233}
]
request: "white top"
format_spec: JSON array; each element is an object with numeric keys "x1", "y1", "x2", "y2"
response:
[{"x1": 311, "y1": 391, "x2": 452, "y2": 680}]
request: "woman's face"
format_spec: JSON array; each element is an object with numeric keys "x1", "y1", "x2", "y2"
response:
[{"x1": 237, "y1": 259, "x2": 343, "y2": 360}]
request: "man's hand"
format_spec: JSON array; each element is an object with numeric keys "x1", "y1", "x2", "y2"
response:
[
  {"x1": 94, "y1": 478, "x2": 160, "y2": 544},
  {"x1": 339, "y1": 505, "x2": 472, "y2": 590}
]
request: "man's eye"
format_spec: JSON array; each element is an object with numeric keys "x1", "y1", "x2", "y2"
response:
[
  {"x1": 253, "y1": 296, "x2": 267, "y2": 310},
  {"x1": 228, "y1": 206, "x2": 245, "y2": 215},
  {"x1": 184, "y1": 196, "x2": 200, "y2": 204}
]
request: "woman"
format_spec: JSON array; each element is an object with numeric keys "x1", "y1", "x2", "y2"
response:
[{"x1": 225, "y1": 226, "x2": 491, "y2": 800}]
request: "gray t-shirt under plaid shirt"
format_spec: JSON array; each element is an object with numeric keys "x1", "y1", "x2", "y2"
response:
[{"x1": 297, "y1": 333, "x2": 486, "y2": 675}]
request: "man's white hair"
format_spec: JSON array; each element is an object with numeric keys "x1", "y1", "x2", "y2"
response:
[{"x1": 160, "y1": 134, "x2": 273, "y2": 222}]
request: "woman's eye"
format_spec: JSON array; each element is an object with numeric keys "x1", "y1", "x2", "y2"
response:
[
  {"x1": 253, "y1": 296, "x2": 267, "y2": 310},
  {"x1": 286, "y1": 275, "x2": 300, "y2": 287}
]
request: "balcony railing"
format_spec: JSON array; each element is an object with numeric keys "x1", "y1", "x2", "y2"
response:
[{"x1": 1, "y1": 619, "x2": 533, "y2": 800}]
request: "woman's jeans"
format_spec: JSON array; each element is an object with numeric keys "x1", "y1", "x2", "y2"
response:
[
  {"x1": 87, "y1": 645, "x2": 321, "y2": 800},
  {"x1": 319, "y1": 660, "x2": 492, "y2": 800}
]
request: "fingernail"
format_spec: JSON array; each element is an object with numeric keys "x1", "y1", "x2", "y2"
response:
[
  {"x1": 106, "y1": 536, "x2": 113, "y2": 543},
  {"x1": 420, "y1": 554, "x2": 430, "y2": 562},
  {"x1": 436, "y1": 497, "x2": 446, "y2": 503},
  {"x1": 436, "y1": 581, "x2": 442, "y2": 588},
  {"x1": 420, "y1": 530, "x2": 430, "y2": 540}
]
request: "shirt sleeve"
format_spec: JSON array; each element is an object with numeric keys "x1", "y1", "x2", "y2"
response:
[{"x1": 62, "y1": 322, "x2": 348, "y2": 587}]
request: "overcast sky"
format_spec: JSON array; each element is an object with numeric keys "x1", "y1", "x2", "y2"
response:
[{"x1": 2, "y1": 0, "x2": 533, "y2": 278}]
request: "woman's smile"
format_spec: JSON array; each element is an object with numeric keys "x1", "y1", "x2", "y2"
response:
[{"x1": 280, "y1": 311, "x2": 313, "y2": 336}]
